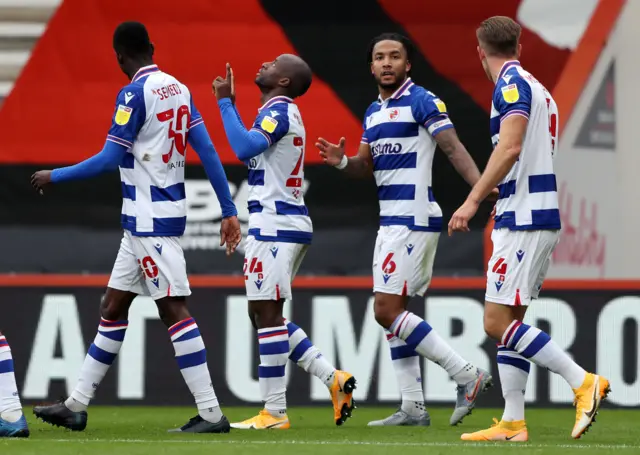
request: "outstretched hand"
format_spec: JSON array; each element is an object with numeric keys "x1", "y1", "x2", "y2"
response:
[{"x1": 316, "y1": 137, "x2": 346, "y2": 166}]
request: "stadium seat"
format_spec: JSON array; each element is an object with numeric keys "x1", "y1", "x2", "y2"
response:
[{"x1": 0, "y1": 0, "x2": 59, "y2": 103}]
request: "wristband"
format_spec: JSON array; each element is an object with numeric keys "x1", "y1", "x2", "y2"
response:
[{"x1": 335, "y1": 155, "x2": 348, "y2": 170}]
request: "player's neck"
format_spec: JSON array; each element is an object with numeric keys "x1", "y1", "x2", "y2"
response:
[
  {"x1": 378, "y1": 77, "x2": 408, "y2": 101},
  {"x1": 127, "y1": 59, "x2": 155, "y2": 80},
  {"x1": 487, "y1": 56, "x2": 518, "y2": 83},
  {"x1": 260, "y1": 89, "x2": 289, "y2": 105}
]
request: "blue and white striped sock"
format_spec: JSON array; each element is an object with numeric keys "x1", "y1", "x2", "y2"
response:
[
  {"x1": 169, "y1": 318, "x2": 221, "y2": 423},
  {"x1": 286, "y1": 320, "x2": 335, "y2": 388},
  {"x1": 258, "y1": 325, "x2": 289, "y2": 417},
  {"x1": 0, "y1": 335, "x2": 22, "y2": 421},
  {"x1": 390, "y1": 311, "x2": 477, "y2": 384},
  {"x1": 497, "y1": 344, "x2": 530, "y2": 421},
  {"x1": 68, "y1": 318, "x2": 128, "y2": 411},
  {"x1": 502, "y1": 320, "x2": 586, "y2": 389},
  {"x1": 386, "y1": 330, "x2": 424, "y2": 415}
]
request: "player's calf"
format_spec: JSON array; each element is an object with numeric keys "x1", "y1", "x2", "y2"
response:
[{"x1": 161, "y1": 302, "x2": 228, "y2": 430}]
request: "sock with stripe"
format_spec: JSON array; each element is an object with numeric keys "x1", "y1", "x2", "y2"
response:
[
  {"x1": 386, "y1": 331, "x2": 425, "y2": 417},
  {"x1": 0, "y1": 335, "x2": 23, "y2": 422},
  {"x1": 497, "y1": 344, "x2": 530, "y2": 422},
  {"x1": 502, "y1": 320, "x2": 586, "y2": 389},
  {"x1": 66, "y1": 318, "x2": 128, "y2": 412},
  {"x1": 286, "y1": 320, "x2": 336, "y2": 388},
  {"x1": 390, "y1": 311, "x2": 477, "y2": 385},
  {"x1": 258, "y1": 325, "x2": 289, "y2": 418},
  {"x1": 169, "y1": 318, "x2": 222, "y2": 423}
]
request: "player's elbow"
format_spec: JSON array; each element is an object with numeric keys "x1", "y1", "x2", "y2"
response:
[
  {"x1": 234, "y1": 141, "x2": 264, "y2": 161},
  {"x1": 504, "y1": 144, "x2": 522, "y2": 161}
]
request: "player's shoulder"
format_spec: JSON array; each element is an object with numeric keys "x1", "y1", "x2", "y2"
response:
[
  {"x1": 408, "y1": 84, "x2": 448, "y2": 116},
  {"x1": 409, "y1": 84, "x2": 435, "y2": 99},
  {"x1": 265, "y1": 100, "x2": 291, "y2": 116},
  {"x1": 495, "y1": 66, "x2": 530, "y2": 89},
  {"x1": 364, "y1": 100, "x2": 382, "y2": 119},
  {"x1": 494, "y1": 67, "x2": 532, "y2": 107},
  {"x1": 114, "y1": 80, "x2": 145, "y2": 108}
]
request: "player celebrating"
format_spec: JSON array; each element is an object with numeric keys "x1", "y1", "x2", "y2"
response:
[
  {"x1": 30, "y1": 22, "x2": 241, "y2": 433},
  {"x1": 450, "y1": 16, "x2": 610, "y2": 442},
  {"x1": 316, "y1": 33, "x2": 492, "y2": 427},
  {"x1": 0, "y1": 332, "x2": 28, "y2": 437},
  {"x1": 212, "y1": 56, "x2": 356, "y2": 429}
]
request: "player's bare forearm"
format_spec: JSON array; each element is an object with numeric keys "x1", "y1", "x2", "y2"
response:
[
  {"x1": 435, "y1": 128, "x2": 481, "y2": 186},
  {"x1": 342, "y1": 142, "x2": 373, "y2": 178},
  {"x1": 467, "y1": 116, "x2": 527, "y2": 203},
  {"x1": 343, "y1": 155, "x2": 373, "y2": 178}
]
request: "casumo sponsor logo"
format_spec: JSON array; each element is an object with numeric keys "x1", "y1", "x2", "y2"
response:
[
  {"x1": 182, "y1": 179, "x2": 310, "y2": 251},
  {"x1": 371, "y1": 143, "x2": 403, "y2": 158}
]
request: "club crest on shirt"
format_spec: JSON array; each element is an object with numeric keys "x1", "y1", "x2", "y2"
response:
[
  {"x1": 115, "y1": 105, "x2": 132, "y2": 126},
  {"x1": 388, "y1": 108, "x2": 399, "y2": 121},
  {"x1": 260, "y1": 116, "x2": 278, "y2": 133},
  {"x1": 501, "y1": 84, "x2": 520, "y2": 103},
  {"x1": 433, "y1": 98, "x2": 447, "y2": 113}
]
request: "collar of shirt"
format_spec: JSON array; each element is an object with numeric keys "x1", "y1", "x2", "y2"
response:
[
  {"x1": 378, "y1": 77, "x2": 414, "y2": 103},
  {"x1": 259, "y1": 96, "x2": 293, "y2": 112},
  {"x1": 496, "y1": 60, "x2": 521, "y2": 84},
  {"x1": 131, "y1": 64, "x2": 160, "y2": 82}
]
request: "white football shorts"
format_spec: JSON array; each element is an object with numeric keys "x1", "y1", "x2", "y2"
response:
[
  {"x1": 485, "y1": 228, "x2": 560, "y2": 306},
  {"x1": 243, "y1": 235, "x2": 308, "y2": 301},
  {"x1": 372, "y1": 225, "x2": 439, "y2": 297},
  {"x1": 107, "y1": 230, "x2": 191, "y2": 300}
]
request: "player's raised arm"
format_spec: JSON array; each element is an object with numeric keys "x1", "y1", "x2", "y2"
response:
[
  {"x1": 316, "y1": 136, "x2": 373, "y2": 179},
  {"x1": 213, "y1": 64, "x2": 276, "y2": 161}
]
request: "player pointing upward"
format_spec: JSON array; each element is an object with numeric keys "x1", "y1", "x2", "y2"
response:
[
  {"x1": 31, "y1": 21, "x2": 240, "y2": 433},
  {"x1": 449, "y1": 16, "x2": 610, "y2": 442},
  {"x1": 317, "y1": 33, "x2": 493, "y2": 427},
  {"x1": 213, "y1": 56, "x2": 356, "y2": 429}
]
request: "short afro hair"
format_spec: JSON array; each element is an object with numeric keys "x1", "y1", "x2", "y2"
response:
[{"x1": 113, "y1": 21, "x2": 153, "y2": 59}]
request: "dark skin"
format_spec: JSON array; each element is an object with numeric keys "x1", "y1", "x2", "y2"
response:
[
  {"x1": 316, "y1": 39, "x2": 497, "y2": 328},
  {"x1": 30, "y1": 45, "x2": 240, "y2": 328},
  {"x1": 213, "y1": 54, "x2": 312, "y2": 330}
]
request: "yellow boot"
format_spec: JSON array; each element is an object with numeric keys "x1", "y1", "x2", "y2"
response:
[
  {"x1": 461, "y1": 418, "x2": 528, "y2": 442},
  {"x1": 329, "y1": 370, "x2": 357, "y2": 426},
  {"x1": 230, "y1": 409, "x2": 290, "y2": 430},
  {"x1": 571, "y1": 373, "x2": 611, "y2": 439}
]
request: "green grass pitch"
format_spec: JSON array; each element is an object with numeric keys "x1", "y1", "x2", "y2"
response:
[{"x1": 2, "y1": 406, "x2": 638, "y2": 454}]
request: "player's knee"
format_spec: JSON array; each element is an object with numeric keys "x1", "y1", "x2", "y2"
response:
[
  {"x1": 250, "y1": 301, "x2": 284, "y2": 329},
  {"x1": 373, "y1": 296, "x2": 402, "y2": 329},
  {"x1": 100, "y1": 297, "x2": 126, "y2": 321},
  {"x1": 156, "y1": 298, "x2": 190, "y2": 327},
  {"x1": 483, "y1": 313, "x2": 510, "y2": 341},
  {"x1": 247, "y1": 308, "x2": 258, "y2": 330}
]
